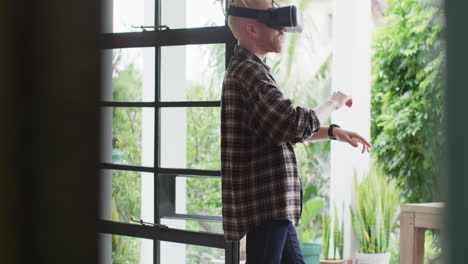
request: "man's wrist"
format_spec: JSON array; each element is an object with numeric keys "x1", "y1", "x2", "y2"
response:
[
  {"x1": 328, "y1": 124, "x2": 340, "y2": 140},
  {"x1": 327, "y1": 99, "x2": 338, "y2": 110}
]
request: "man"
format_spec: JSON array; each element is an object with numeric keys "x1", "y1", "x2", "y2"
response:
[{"x1": 221, "y1": 0, "x2": 372, "y2": 263}]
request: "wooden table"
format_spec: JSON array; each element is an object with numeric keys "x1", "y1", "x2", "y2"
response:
[{"x1": 399, "y1": 202, "x2": 444, "y2": 264}]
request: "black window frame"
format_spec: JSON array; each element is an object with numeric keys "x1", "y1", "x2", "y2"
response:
[{"x1": 98, "y1": 0, "x2": 239, "y2": 263}]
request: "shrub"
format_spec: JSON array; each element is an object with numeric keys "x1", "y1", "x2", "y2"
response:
[{"x1": 371, "y1": 0, "x2": 445, "y2": 203}]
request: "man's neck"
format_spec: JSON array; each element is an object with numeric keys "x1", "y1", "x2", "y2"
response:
[{"x1": 239, "y1": 42, "x2": 267, "y2": 61}]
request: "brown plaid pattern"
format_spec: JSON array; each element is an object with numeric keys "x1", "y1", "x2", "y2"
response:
[{"x1": 221, "y1": 46, "x2": 321, "y2": 240}]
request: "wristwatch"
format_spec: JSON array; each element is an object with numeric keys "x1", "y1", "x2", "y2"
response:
[{"x1": 328, "y1": 124, "x2": 340, "y2": 140}]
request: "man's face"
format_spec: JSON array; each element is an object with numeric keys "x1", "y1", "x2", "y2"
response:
[
  {"x1": 255, "y1": 2, "x2": 285, "y2": 53},
  {"x1": 257, "y1": 22, "x2": 285, "y2": 53}
]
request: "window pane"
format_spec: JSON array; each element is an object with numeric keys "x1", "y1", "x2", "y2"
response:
[
  {"x1": 111, "y1": 0, "x2": 154, "y2": 33},
  {"x1": 182, "y1": 177, "x2": 221, "y2": 217},
  {"x1": 158, "y1": 175, "x2": 221, "y2": 218},
  {"x1": 103, "y1": 107, "x2": 154, "y2": 166},
  {"x1": 100, "y1": 169, "x2": 153, "y2": 224},
  {"x1": 109, "y1": 48, "x2": 155, "y2": 102},
  {"x1": 158, "y1": 173, "x2": 221, "y2": 232},
  {"x1": 161, "y1": 241, "x2": 225, "y2": 264},
  {"x1": 161, "y1": 44, "x2": 225, "y2": 102},
  {"x1": 112, "y1": 170, "x2": 141, "y2": 222},
  {"x1": 161, "y1": 0, "x2": 225, "y2": 30},
  {"x1": 111, "y1": 235, "x2": 153, "y2": 264},
  {"x1": 160, "y1": 107, "x2": 220, "y2": 170}
]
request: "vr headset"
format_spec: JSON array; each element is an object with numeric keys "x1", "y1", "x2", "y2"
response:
[{"x1": 227, "y1": 4, "x2": 303, "y2": 33}]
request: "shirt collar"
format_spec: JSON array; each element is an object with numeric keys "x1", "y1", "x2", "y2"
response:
[{"x1": 234, "y1": 46, "x2": 271, "y2": 71}]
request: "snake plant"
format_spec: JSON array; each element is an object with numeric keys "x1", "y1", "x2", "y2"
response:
[
  {"x1": 333, "y1": 203, "x2": 344, "y2": 259},
  {"x1": 349, "y1": 167, "x2": 400, "y2": 253},
  {"x1": 322, "y1": 212, "x2": 331, "y2": 259}
]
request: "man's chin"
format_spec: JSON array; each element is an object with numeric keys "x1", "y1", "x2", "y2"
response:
[
  {"x1": 274, "y1": 38, "x2": 285, "y2": 53},
  {"x1": 273, "y1": 44, "x2": 283, "y2": 53}
]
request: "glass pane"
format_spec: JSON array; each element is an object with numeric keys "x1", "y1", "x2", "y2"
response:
[
  {"x1": 104, "y1": 107, "x2": 154, "y2": 166},
  {"x1": 112, "y1": 0, "x2": 154, "y2": 33},
  {"x1": 99, "y1": 170, "x2": 153, "y2": 224},
  {"x1": 160, "y1": 107, "x2": 220, "y2": 170},
  {"x1": 182, "y1": 177, "x2": 221, "y2": 217},
  {"x1": 110, "y1": 48, "x2": 155, "y2": 102},
  {"x1": 112, "y1": 170, "x2": 141, "y2": 222},
  {"x1": 161, "y1": 44, "x2": 225, "y2": 101},
  {"x1": 161, "y1": 241, "x2": 225, "y2": 264},
  {"x1": 161, "y1": 0, "x2": 225, "y2": 30},
  {"x1": 158, "y1": 175, "x2": 221, "y2": 218},
  {"x1": 111, "y1": 235, "x2": 153, "y2": 264}
]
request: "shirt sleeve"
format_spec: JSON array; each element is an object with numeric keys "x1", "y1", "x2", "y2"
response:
[{"x1": 242, "y1": 65, "x2": 321, "y2": 146}]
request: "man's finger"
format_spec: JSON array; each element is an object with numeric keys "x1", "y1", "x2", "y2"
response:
[
  {"x1": 347, "y1": 136, "x2": 358, "y2": 147},
  {"x1": 354, "y1": 135, "x2": 372, "y2": 149}
]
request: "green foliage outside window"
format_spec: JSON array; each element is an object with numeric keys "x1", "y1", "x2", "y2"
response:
[
  {"x1": 371, "y1": 0, "x2": 445, "y2": 203},
  {"x1": 184, "y1": 44, "x2": 224, "y2": 263},
  {"x1": 111, "y1": 53, "x2": 143, "y2": 263}
]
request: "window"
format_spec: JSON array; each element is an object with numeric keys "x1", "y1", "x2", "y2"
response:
[{"x1": 99, "y1": 0, "x2": 238, "y2": 263}]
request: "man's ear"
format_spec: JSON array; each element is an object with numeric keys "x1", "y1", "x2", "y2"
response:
[{"x1": 245, "y1": 23, "x2": 257, "y2": 38}]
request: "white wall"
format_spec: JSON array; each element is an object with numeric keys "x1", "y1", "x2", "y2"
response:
[{"x1": 330, "y1": 0, "x2": 371, "y2": 259}]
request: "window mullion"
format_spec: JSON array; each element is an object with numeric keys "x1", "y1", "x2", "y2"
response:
[{"x1": 154, "y1": 0, "x2": 162, "y2": 262}]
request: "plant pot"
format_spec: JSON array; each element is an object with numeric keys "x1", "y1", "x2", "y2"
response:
[
  {"x1": 355, "y1": 252, "x2": 391, "y2": 264},
  {"x1": 319, "y1": 259, "x2": 346, "y2": 264},
  {"x1": 302, "y1": 243, "x2": 322, "y2": 264}
]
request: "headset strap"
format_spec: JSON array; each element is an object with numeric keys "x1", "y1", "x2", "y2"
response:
[{"x1": 227, "y1": 6, "x2": 269, "y2": 20}]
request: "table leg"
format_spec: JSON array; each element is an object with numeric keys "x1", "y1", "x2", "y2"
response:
[
  {"x1": 400, "y1": 212, "x2": 426, "y2": 264},
  {"x1": 414, "y1": 227, "x2": 425, "y2": 264},
  {"x1": 400, "y1": 212, "x2": 414, "y2": 264}
]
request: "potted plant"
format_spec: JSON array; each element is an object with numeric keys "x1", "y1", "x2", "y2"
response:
[
  {"x1": 349, "y1": 167, "x2": 400, "y2": 264},
  {"x1": 320, "y1": 206, "x2": 346, "y2": 264},
  {"x1": 332, "y1": 204, "x2": 345, "y2": 262},
  {"x1": 300, "y1": 199, "x2": 324, "y2": 264}
]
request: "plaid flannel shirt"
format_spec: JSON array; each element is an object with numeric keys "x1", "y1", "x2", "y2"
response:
[{"x1": 221, "y1": 46, "x2": 321, "y2": 240}]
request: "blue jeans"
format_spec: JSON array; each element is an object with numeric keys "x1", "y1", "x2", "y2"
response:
[{"x1": 246, "y1": 220, "x2": 305, "y2": 264}]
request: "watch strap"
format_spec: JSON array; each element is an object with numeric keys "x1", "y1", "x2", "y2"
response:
[{"x1": 328, "y1": 124, "x2": 340, "y2": 140}]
